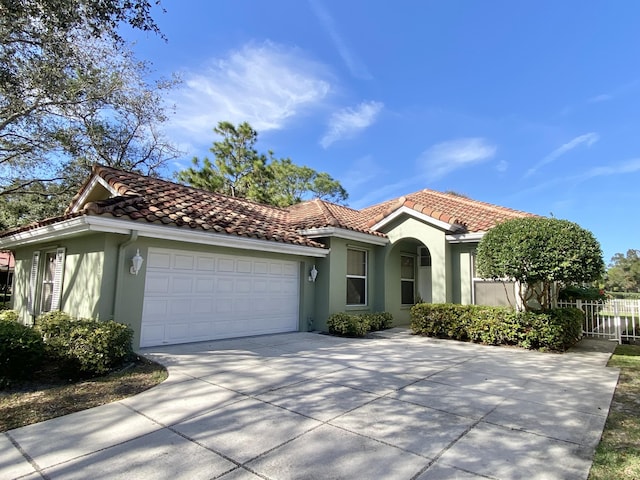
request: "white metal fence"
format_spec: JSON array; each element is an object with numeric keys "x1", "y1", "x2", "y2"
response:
[{"x1": 558, "y1": 299, "x2": 640, "y2": 343}]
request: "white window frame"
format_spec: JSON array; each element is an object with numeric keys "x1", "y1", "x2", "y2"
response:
[
  {"x1": 400, "y1": 254, "x2": 416, "y2": 305},
  {"x1": 346, "y1": 248, "x2": 368, "y2": 306},
  {"x1": 28, "y1": 247, "x2": 65, "y2": 316}
]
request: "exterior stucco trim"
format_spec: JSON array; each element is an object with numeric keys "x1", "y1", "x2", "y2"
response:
[
  {"x1": 370, "y1": 206, "x2": 463, "y2": 233},
  {"x1": 1, "y1": 216, "x2": 330, "y2": 258},
  {"x1": 446, "y1": 232, "x2": 485, "y2": 243},
  {"x1": 298, "y1": 227, "x2": 389, "y2": 246}
]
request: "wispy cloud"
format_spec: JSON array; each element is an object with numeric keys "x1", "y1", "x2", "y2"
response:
[
  {"x1": 587, "y1": 93, "x2": 613, "y2": 103},
  {"x1": 341, "y1": 155, "x2": 387, "y2": 191},
  {"x1": 417, "y1": 138, "x2": 497, "y2": 181},
  {"x1": 579, "y1": 158, "x2": 640, "y2": 179},
  {"x1": 309, "y1": 0, "x2": 372, "y2": 80},
  {"x1": 525, "y1": 132, "x2": 599, "y2": 177},
  {"x1": 496, "y1": 160, "x2": 508, "y2": 172},
  {"x1": 320, "y1": 101, "x2": 383, "y2": 148},
  {"x1": 349, "y1": 178, "x2": 419, "y2": 210},
  {"x1": 511, "y1": 158, "x2": 640, "y2": 200},
  {"x1": 168, "y1": 41, "x2": 331, "y2": 146},
  {"x1": 587, "y1": 79, "x2": 639, "y2": 104}
]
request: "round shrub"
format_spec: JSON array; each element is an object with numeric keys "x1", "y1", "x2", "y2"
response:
[
  {"x1": 327, "y1": 313, "x2": 369, "y2": 337},
  {"x1": 0, "y1": 318, "x2": 44, "y2": 387},
  {"x1": 36, "y1": 312, "x2": 134, "y2": 377}
]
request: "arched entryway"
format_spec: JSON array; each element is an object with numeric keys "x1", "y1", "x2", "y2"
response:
[{"x1": 385, "y1": 238, "x2": 434, "y2": 325}]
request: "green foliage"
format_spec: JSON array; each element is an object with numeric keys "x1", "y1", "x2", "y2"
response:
[
  {"x1": 327, "y1": 312, "x2": 393, "y2": 337},
  {"x1": 363, "y1": 312, "x2": 394, "y2": 331},
  {"x1": 410, "y1": 303, "x2": 583, "y2": 352},
  {"x1": 559, "y1": 285, "x2": 606, "y2": 301},
  {"x1": 176, "y1": 121, "x2": 348, "y2": 207},
  {"x1": 36, "y1": 313, "x2": 134, "y2": 377},
  {"x1": 1, "y1": 0, "x2": 177, "y2": 227},
  {"x1": 476, "y1": 217, "x2": 605, "y2": 310},
  {"x1": 0, "y1": 317, "x2": 44, "y2": 387},
  {"x1": 608, "y1": 291, "x2": 640, "y2": 300},
  {"x1": 0, "y1": 310, "x2": 18, "y2": 322},
  {"x1": 606, "y1": 249, "x2": 640, "y2": 293},
  {"x1": 327, "y1": 313, "x2": 369, "y2": 337}
]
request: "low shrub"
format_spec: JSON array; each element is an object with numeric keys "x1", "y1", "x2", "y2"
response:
[
  {"x1": 0, "y1": 317, "x2": 44, "y2": 387},
  {"x1": 0, "y1": 309, "x2": 18, "y2": 322},
  {"x1": 327, "y1": 313, "x2": 369, "y2": 337},
  {"x1": 410, "y1": 303, "x2": 584, "y2": 352},
  {"x1": 363, "y1": 312, "x2": 393, "y2": 331},
  {"x1": 327, "y1": 311, "x2": 393, "y2": 337},
  {"x1": 36, "y1": 313, "x2": 134, "y2": 377}
]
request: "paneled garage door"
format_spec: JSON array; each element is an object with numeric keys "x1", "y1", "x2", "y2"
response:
[{"x1": 140, "y1": 248, "x2": 300, "y2": 347}]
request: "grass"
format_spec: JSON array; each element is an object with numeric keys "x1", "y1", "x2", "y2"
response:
[
  {"x1": 589, "y1": 344, "x2": 640, "y2": 480},
  {"x1": 0, "y1": 356, "x2": 167, "y2": 432}
]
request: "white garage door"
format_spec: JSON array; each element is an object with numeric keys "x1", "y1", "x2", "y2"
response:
[{"x1": 140, "y1": 248, "x2": 300, "y2": 347}]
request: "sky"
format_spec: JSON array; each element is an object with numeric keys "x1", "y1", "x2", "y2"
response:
[{"x1": 122, "y1": 0, "x2": 640, "y2": 263}]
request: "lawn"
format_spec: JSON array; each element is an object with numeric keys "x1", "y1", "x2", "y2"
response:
[
  {"x1": 589, "y1": 344, "x2": 640, "y2": 480},
  {"x1": 0, "y1": 356, "x2": 167, "y2": 432}
]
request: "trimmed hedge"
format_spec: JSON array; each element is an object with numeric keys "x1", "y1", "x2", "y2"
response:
[
  {"x1": 36, "y1": 312, "x2": 134, "y2": 376},
  {"x1": 0, "y1": 316, "x2": 44, "y2": 387},
  {"x1": 327, "y1": 312, "x2": 393, "y2": 337},
  {"x1": 410, "y1": 303, "x2": 583, "y2": 352}
]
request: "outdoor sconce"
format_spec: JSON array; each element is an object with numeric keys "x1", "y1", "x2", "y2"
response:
[
  {"x1": 308, "y1": 265, "x2": 318, "y2": 282},
  {"x1": 130, "y1": 249, "x2": 144, "y2": 275}
]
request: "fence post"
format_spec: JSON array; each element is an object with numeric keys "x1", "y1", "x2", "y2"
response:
[{"x1": 614, "y1": 300, "x2": 622, "y2": 344}]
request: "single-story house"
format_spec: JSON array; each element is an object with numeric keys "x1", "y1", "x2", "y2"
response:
[
  {"x1": 0, "y1": 165, "x2": 535, "y2": 347},
  {"x1": 0, "y1": 250, "x2": 14, "y2": 298}
]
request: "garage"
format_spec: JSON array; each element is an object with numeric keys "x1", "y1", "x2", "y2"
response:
[{"x1": 140, "y1": 247, "x2": 300, "y2": 347}]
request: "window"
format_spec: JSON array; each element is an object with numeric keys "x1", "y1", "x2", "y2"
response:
[
  {"x1": 28, "y1": 248, "x2": 65, "y2": 315},
  {"x1": 346, "y1": 249, "x2": 367, "y2": 305},
  {"x1": 419, "y1": 247, "x2": 431, "y2": 267},
  {"x1": 401, "y1": 255, "x2": 415, "y2": 305}
]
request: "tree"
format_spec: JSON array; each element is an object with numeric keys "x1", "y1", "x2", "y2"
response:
[
  {"x1": 605, "y1": 249, "x2": 640, "y2": 292},
  {"x1": 475, "y1": 217, "x2": 605, "y2": 311},
  {"x1": 176, "y1": 121, "x2": 348, "y2": 206},
  {"x1": 0, "y1": 0, "x2": 179, "y2": 228}
]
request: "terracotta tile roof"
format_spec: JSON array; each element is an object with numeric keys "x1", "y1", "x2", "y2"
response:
[
  {"x1": 361, "y1": 189, "x2": 537, "y2": 233},
  {"x1": 0, "y1": 166, "x2": 536, "y2": 245},
  {"x1": 286, "y1": 199, "x2": 386, "y2": 237}
]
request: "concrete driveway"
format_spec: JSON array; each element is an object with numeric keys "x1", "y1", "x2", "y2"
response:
[{"x1": 2, "y1": 329, "x2": 619, "y2": 480}]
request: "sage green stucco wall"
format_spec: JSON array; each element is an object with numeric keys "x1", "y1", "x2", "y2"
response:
[
  {"x1": 11, "y1": 234, "x2": 113, "y2": 324},
  {"x1": 11, "y1": 232, "x2": 321, "y2": 347},
  {"x1": 450, "y1": 243, "x2": 477, "y2": 305},
  {"x1": 312, "y1": 236, "x2": 385, "y2": 331}
]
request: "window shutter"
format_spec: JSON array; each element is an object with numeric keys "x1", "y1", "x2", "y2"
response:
[
  {"x1": 49, "y1": 248, "x2": 66, "y2": 311},
  {"x1": 28, "y1": 251, "x2": 40, "y2": 315}
]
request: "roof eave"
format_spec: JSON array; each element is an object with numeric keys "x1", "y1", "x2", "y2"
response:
[
  {"x1": 0, "y1": 216, "x2": 330, "y2": 258},
  {"x1": 446, "y1": 232, "x2": 486, "y2": 243},
  {"x1": 370, "y1": 206, "x2": 465, "y2": 233},
  {"x1": 299, "y1": 227, "x2": 389, "y2": 246}
]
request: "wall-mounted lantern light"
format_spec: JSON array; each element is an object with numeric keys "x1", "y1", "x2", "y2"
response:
[
  {"x1": 130, "y1": 249, "x2": 144, "y2": 275},
  {"x1": 308, "y1": 265, "x2": 318, "y2": 282}
]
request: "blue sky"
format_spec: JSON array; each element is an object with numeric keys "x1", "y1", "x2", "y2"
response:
[{"x1": 123, "y1": 1, "x2": 640, "y2": 263}]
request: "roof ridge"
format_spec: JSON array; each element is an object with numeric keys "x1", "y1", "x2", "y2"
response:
[
  {"x1": 95, "y1": 165, "x2": 290, "y2": 213},
  {"x1": 423, "y1": 189, "x2": 532, "y2": 215}
]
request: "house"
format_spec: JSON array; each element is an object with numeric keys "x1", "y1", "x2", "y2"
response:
[
  {"x1": 0, "y1": 165, "x2": 535, "y2": 347},
  {"x1": 0, "y1": 250, "x2": 14, "y2": 300}
]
